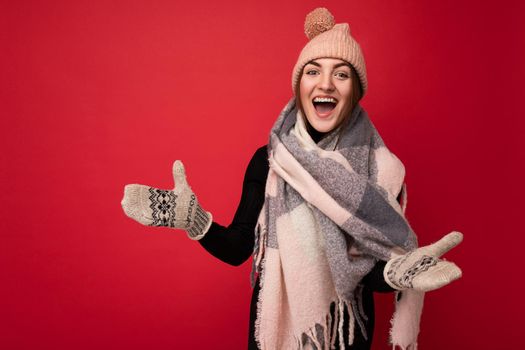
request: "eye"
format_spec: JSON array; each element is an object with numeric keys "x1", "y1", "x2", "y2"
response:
[
  {"x1": 335, "y1": 71, "x2": 350, "y2": 79},
  {"x1": 305, "y1": 69, "x2": 319, "y2": 76}
]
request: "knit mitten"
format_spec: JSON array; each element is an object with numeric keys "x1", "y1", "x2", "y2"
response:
[
  {"x1": 121, "y1": 160, "x2": 212, "y2": 240},
  {"x1": 384, "y1": 231, "x2": 463, "y2": 292}
]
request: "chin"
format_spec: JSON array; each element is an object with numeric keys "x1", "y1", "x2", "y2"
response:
[{"x1": 311, "y1": 123, "x2": 334, "y2": 133}]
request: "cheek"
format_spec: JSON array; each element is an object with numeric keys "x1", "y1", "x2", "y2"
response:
[
  {"x1": 299, "y1": 78, "x2": 316, "y2": 99},
  {"x1": 299, "y1": 82, "x2": 309, "y2": 103},
  {"x1": 338, "y1": 81, "x2": 352, "y2": 100},
  {"x1": 337, "y1": 85, "x2": 352, "y2": 108}
]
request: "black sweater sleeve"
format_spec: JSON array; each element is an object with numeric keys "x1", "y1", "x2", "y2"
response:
[
  {"x1": 198, "y1": 145, "x2": 269, "y2": 266},
  {"x1": 362, "y1": 260, "x2": 394, "y2": 292}
]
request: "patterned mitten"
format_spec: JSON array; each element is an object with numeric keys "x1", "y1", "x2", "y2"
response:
[
  {"x1": 121, "y1": 160, "x2": 212, "y2": 240},
  {"x1": 384, "y1": 231, "x2": 463, "y2": 292}
]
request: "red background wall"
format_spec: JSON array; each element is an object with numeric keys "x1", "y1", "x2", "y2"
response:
[{"x1": 2, "y1": 0, "x2": 523, "y2": 349}]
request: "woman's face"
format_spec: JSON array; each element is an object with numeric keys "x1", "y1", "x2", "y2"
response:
[{"x1": 299, "y1": 58, "x2": 353, "y2": 133}]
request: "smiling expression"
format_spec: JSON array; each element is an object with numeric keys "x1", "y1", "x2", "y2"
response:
[{"x1": 299, "y1": 58, "x2": 353, "y2": 133}]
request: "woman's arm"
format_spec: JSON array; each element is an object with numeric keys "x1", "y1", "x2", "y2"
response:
[{"x1": 198, "y1": 146, "x2": 269, "y2": 266}]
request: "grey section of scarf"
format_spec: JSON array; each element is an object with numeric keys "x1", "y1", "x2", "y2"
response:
[{"x1": 252, "y1": 98, "x2": 419, "y2": 348}]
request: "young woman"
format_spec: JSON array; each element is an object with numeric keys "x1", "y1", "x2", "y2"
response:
[{"x1": 121, "y1": 8, "x2": 463, "y2": 350}]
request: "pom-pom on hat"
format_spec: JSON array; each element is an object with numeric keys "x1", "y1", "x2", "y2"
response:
[{"x1": 292, "y1": 8, "x2": 368, "y2": 96}]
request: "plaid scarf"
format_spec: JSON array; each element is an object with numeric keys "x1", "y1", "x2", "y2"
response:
[{"x1": 251, "y1": 98, "x2": 425, "y2": 349}]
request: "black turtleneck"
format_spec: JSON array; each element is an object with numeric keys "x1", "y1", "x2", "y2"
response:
[{"x1": 309, "y1": 127, "x2": 328, "y2": 143}]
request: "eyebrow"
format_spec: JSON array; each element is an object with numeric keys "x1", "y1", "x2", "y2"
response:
[{"x1": 306, "y1": 61, "x2": 351, "y2": 69}]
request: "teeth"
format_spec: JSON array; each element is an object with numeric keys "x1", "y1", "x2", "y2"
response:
[{"x1": 313, "y1": 97, "x2": 337, "y2": 103}]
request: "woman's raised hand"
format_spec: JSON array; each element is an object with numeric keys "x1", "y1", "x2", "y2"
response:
[
  {"x1": 121, "y1": 160, "x2": 212, "y2": 240},
  {"x1": 384, "y1": 231, "x2": 463, "y2": 292}
]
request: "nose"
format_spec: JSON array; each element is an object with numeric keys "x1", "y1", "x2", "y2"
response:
[{"x1": 318, "y1": 72, "x2": 335, "y2": 92}]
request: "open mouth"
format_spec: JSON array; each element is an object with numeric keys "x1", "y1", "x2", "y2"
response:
[{"x1": 312, "y1": 97, "x2": 338, "y2": 115}]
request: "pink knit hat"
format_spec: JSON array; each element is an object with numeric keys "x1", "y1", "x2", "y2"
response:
[{"x1": 291, "y1": 8, "x2": 368, "y2": 95}]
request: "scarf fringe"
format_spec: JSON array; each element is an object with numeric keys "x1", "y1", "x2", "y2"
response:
[
  {"x1": 295, "y1": 298, "x2": 355, "y2": 350},
  {"x1": 306, "y1": 297, "x2": 366, "y2": 350},
  {"x1": 253, "y1": 252, "x2": 267, "y2": 350},
  {"x1": 255, "y1": 288, "x2": 364, "y2": 350},
  {"x1": 253, "y1": 209, "x2": 269, "y2": 350},
  {"x1": 355, "y1": 285, "x2": 368, "y2": 322},
  {"x1": 389, "y1": 290, "x2": 424, "y2": 350}
]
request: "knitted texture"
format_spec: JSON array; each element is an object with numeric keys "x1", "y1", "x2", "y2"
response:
[
  {"x1": 304, "y1": 8, "x2": 335, "y2": 39},
  {"x1": 121, "y1": 160, "x2": 212, "y2": 240},
  {"x1": 292, "y1": 8, "x2": 368, "y2": 95},
  {"x1": 252, "y1": 98, "x2": 422, "y2": 349},
  {"x1": 384, "y1": 231, "x2": 463, "y2": 291}
]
